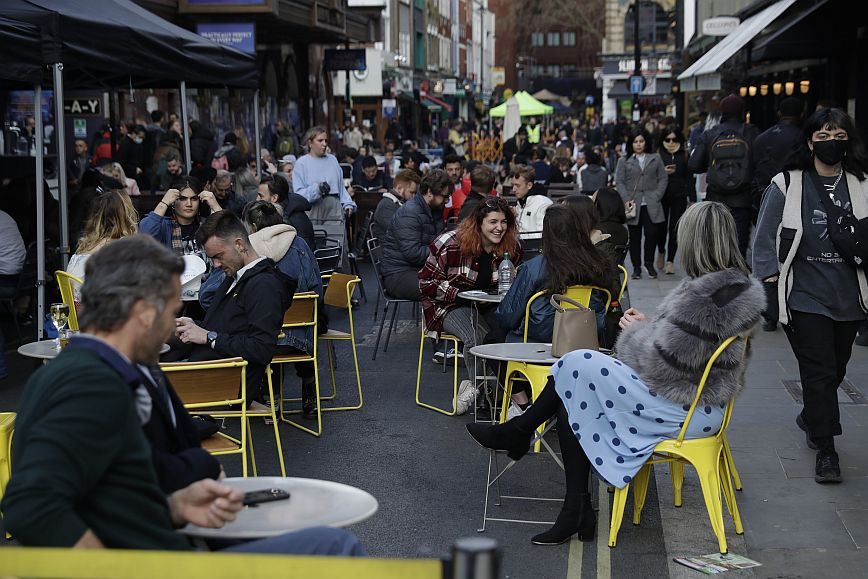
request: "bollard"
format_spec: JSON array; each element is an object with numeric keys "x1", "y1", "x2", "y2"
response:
[{"x1": 451, "y1": 537, "x2": 499, "y2": 579}]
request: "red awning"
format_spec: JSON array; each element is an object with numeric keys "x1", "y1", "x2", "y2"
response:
[{"x1": 422, "y1": 93, "x2": 453, "y2": 113}]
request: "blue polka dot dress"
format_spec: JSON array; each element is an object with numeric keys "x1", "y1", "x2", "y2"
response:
[{"x1": 551, "y1": 349, "x2": 724, "y2": 489}]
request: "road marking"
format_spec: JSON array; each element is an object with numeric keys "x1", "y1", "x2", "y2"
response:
[
  {"x1": 566, "y1": 537, "x2": 583, "y2": 578},
  {"x1": 596, "y1": 483, "x2": 612, "y2": 579}
]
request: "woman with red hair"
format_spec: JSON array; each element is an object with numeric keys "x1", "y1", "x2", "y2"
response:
[{"x1": 419, "y1": 197, "x2": 522, "y2": 414}]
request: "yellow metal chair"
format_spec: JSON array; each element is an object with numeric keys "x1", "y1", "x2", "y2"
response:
[
  {"x1": 617, "y1": 265, "x2": 629, "y2": 302},
  {"x1": 1, "y1": 412, "x2": 14, "y2": 538},
  {"x1": 521, "y1": 285, "x2": 612, "y2": 342},
  {"x1": 55, "y1": 270, "x2": 82, "y2": 331},
  {"x1": 160, "y1": 357, "x2": 276, "y2": 478},
  {"x1": 608, "y1": 336, "x2": 747, "y2": 554},
  {"x1": 318, "y1": 273, "x2": 363, "y2": 414},
  {"x1": 271, "y1": 293, "x2": 322, "y2": 437},
  {"x1": 415, "y1": 322, "x2": 462, "y2": 416}
]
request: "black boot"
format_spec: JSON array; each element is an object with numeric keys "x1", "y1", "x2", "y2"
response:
[
  {"x1": 466, "y1": 421, "x2": 533, "y2": 461},
  {"x1": 302, "y1": 380, "x2": 317, "y2": 419},
  {"x1": 531, "y1": 492, "x2": 596, "y2": 545}
]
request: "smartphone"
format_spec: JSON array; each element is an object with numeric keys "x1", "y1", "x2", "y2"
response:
[{"x1": 242, "y1": 488, "x2": 291, "y2": 507}]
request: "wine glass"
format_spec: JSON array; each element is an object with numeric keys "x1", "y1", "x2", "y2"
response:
[{"x1": 50, "y1": 302, "x2": 70, "y2": 349}]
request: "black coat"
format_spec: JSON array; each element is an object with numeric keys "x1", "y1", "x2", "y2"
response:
[
  {"x1": 688, "y1": 120, "x2": 760, "y2": 209},
  {"x1": 751, "y1": 120, "x2": 803, "y2": 202},
  {"x1": 658, "y1": 148, "x2": 696, "y2": 202},
  {"x1": 190, "y1": 126, "x2": 218, "y2": 168},
  {"x1": 381, "y1": 193, "x2": 442, "y2": 278},
  {"x1": 115, "y1": 136, "x2": 144, "y2": 182},
  {"x1": 281, "y1": 193, "x2": 316, "y2": 252},
  {"x1": 502, "y1": 136, "x2": 532, "y2": 166},
  {"x1": 137, "y1": 365, "x2": 220, "y2": 494}
]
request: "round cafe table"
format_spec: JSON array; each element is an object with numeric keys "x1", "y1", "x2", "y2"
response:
[
  {"x1": 18, "y1": 340, "x2": 170, "y2": 361},
  {"x1": 179, "y1": 476, "x2": 379, "y2": 540}
]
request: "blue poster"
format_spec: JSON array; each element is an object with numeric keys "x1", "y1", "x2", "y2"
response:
[{"x1": 196, "y1": 23, "x2": 256, "y2": 54}]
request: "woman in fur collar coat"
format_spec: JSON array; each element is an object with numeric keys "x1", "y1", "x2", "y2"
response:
[{"x1": 467, "y1": 202, "x2": 764, "y2": 546}]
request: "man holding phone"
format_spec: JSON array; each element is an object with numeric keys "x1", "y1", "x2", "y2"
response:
[{"x1": 2, "y1": 235, "x2": 364, "y2": 556}]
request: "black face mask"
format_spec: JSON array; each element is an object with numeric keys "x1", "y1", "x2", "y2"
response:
[{"x1": 812, "y1": 139, "x2": 849, "y2": 166}]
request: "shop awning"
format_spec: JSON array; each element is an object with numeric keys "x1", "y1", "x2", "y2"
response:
[
  {"x1": 751, "y1": 0, "x2": 830, "y2": 61},
  {"x1": 677, "y1": 0, "x2": 797, "y2": 90},
  {"x1": 421, "y1": 99, "x2": 443, "y2": 112},
  {"x1": 422, "y1": 94, "x2": 453, "y2": 113},
  {"x1": 489, "y1": 91, "x2": 554, "y2": 117}
]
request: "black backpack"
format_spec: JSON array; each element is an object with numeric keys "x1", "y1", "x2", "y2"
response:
[{"x1": 707, "y1": 124, "x2": 750, "y2": 193}]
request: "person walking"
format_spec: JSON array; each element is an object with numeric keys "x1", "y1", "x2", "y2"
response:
[
  {"x1": 615, "y1": 128, "x2": 668, "y2": 279},
  {"x1": 293, "y1": 126, "x2": 356, "y2": 222},
  {"x1": 753, "y1": 108, "x2": 868, "y2": 484},
  {"x1": 655, "y1": 128, "x2": 695, "y2": 275}
]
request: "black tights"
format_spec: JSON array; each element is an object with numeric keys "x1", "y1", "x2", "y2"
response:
[{"x1": 513, "y1": 378, "x2": 591, "y2": 501}]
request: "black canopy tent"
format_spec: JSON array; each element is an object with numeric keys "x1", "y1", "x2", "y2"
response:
[{"x1": 0, "y1": 0, "x2": 258, "y2": 339}]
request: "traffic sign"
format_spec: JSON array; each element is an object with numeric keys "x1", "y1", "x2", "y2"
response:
[{"x1": 629, "y1": 75, "x2": 645, "y2": 95}]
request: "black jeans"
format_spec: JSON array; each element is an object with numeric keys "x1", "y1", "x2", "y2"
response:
[
  {"x1": 383, "y1": 269, "x2": 422, "y2": 301},
  {"x1": 728, "y1": 206, "x2": 753, "y2": 258},
  {"x1": 628, "y1": 206, "x2": 659, "y2": 272},
  {"x1": 657, "y1": 197, "x2": 687, "y2": 262},
  {"x1": 783, "y1": 310, "x2": 861, "y2": 445}
]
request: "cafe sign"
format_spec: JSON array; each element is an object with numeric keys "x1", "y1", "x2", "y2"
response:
[{"x1": 702, "y1": 17, "x2": 739, "y2": 37}]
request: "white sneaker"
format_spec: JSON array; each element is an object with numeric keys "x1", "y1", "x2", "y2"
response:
[
  {"x1": 507, "y1": 401, "x2": 527, "y2": 421},
  {"x1": 456, "y1": 380, "x2": 477, "y2": 415}
]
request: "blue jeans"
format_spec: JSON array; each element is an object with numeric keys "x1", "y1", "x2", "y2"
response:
[{"x1": 220, "y1": 527, "x2": 365, "y2": 556}]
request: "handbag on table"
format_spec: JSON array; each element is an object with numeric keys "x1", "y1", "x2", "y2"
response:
[{"x1": 550, "y1": 294, "x2": 599, "y2": 357}]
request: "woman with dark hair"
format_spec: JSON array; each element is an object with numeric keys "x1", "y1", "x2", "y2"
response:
[
  {"x1": 419, "y1": 197, "x2": 522, "y2": 414},
  {"x1": 614, "y1": 128, "x2": 668, "y2": 279},
  {"x1": 594, "y1": 187, "x2": 629, "y2": 264},
  {"x1": 139, "y1": 176, "x2": 222, "y2": 254},
  {"x1": 469, "y1": 202, "x2": 764, "y2": 546},
  {"x1": 496, "y1": 203, "x2": 614, "y2": 344},
  {"x1": 753, "y1": 107, "x2": 868, "y2": 484},
  {"x1": 656, "y1": 127, "x2": 695, "y2": 274}
]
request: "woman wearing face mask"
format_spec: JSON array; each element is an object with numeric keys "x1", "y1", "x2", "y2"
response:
[
  {"x1": 753, "y1": 108, "x2": 868, "y2": 485},
  {"x1": 615, "y1": 128, "x2": 668, "y2": 279},
  {"x1": 655, "y1": 128, "x2": 696, "y2": 274}
]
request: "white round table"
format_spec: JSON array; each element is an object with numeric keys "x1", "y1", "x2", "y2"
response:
[
  {"x1": 457, "y1": 290, "x2": 504, "y2": 304},
  {"x1": 179, "y1": 476, "x2": 379, "y2": 540},
  {"x1": 469, "y1": 342, "x2": 559, "y2": 365},
  {"x1": 18, "y1": 340, "x2": 170, "y2": 361}
]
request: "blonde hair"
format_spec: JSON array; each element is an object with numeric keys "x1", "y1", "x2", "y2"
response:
[
  {"x1": 76, "y1": 190, "x2": 139, "y2": 254},
  {"x1": 99, "y1": 162, "x2": 128, "y2": 185},
  {"x1": 677, "y1": 201, "x2": 749, "y2": 278}
]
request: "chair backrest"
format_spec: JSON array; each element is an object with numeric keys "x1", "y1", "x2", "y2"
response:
[
  {"x1": 54, "y1": 271, "x2": 83, "y2": 331},
  {"x1": 353, "y1": 210, "x2": 374, "y2": 256},
  {"x1": 366, "y1": 237, "x2": 387, "y2": 294},
  {"x1": 281, "y1": 292, "x2": 318, "y2": 329},
  {"x1": 323, "y1": 273, "x2": 360, "y2": 309},
  {"x1": 159, "y1": 357, "x2": 247, "y2": 407},
  {"x1": 315, "y1": 246, "x2": 342, "y2": 275},
  {"x1": 522, "y1": 284, "x2": 612, "y2": 342},
  {"x1": 520, "y1": 235, "x2": 543, "y2": 255},
  {"x1": 677, "y1": 336, "x2": 748, "y2": 444},
  {"x1": 617, "y1": 265, "x2": 629, "y2": 302}
]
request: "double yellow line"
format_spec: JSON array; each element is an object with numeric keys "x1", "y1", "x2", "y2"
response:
[{"x1": 566, "y1": 484, "x2": 612, "y2": 579}]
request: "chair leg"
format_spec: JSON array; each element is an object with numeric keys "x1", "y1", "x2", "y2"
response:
[
  {"x1": 671, "y1": 461, "x2": 685, "y2": 507},
  {"x1": 631, "y1": 464, "x2": 652, "y2": 525},
  {"x1": 246, "y1": 418, "x2": 257, "y2": 477},
  {"x1": 372, "y1": 291, "x2": 381, "y2": 321},
  {"x1": 372, "y1": 302, "x2": 390, "y2": 360},
  {"x1": 383, "y1": 301, "x2": 400, "y2": 352},
  {"x1": 264, "y1": 368, "x2": 286, "y2": 476},
  {"x1": 719, "y1": 454, "x2": 744, "y2": 534},
  {"x1": 722, "y1": 434, "x2": 743, "y2": 491},
  {"x1": 608, "y1": 483, "x2": 631, "y2": 548},
  {"x1": 695, "y1": 455, "x2": 729, "y2": 554},
  {"x1": 416, "y1": 332, "x2": 460, "y2": 415},
  {"x1": 279, "y1": 361, "x2": 323, "y2": 437}
]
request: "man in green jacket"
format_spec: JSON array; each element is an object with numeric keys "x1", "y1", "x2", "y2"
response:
[{"x1": 2, "y1": 235, "x2": 363, "y2": 555}]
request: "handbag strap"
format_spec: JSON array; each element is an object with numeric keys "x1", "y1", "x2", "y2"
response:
[{"x1": 550, "y1": 294, "x2": 590, "y2": 312}]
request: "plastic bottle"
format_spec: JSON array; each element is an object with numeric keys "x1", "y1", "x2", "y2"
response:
[{"x1": 498, "y1": 252, "x2": 516, "y2": 295}]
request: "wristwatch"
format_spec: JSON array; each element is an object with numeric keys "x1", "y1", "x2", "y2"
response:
[{"x1": 207, "y1": 331, "x2": 218, "y2": 349}]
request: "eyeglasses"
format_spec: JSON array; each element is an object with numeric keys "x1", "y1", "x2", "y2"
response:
[{"x1": 664, "y1": 138, "x2": 678, "y2": 143}]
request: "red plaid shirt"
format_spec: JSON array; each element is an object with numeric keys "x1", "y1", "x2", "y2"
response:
[{"x1": 419, "y1": 230, "x2": 522, "y2": 334}]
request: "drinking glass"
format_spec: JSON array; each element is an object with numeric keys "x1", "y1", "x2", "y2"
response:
[{"x1": 50, "y1": 302, "x2": 70, "y2": 349}]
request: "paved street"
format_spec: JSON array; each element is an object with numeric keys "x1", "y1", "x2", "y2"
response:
[{"x1": 3, "y1": 260, "x2": 868, "y2": 578}]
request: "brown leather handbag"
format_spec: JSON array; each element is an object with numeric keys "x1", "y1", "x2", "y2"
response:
[{"x1": 550, "y1": 294, "x2": 599, "y2": 357}]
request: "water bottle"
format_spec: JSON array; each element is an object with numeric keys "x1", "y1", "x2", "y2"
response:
[{"x1": 498, "y1": 252, "x2": 515, "y2": 295}]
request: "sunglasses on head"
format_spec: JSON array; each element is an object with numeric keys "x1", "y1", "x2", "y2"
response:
[{"x1": 483, "y1": 197, "x2": 509, "y2": 211}]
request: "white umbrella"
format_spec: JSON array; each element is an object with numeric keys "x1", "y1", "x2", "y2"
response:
[{"x1": 502, "y1": 97, "x2": 521, "y2": 142}]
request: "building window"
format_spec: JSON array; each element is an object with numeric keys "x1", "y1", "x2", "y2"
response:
[
  {"x1": 547, "y1": 32, "x2": 560, "y2": 46},
  {"x1": 562, "y1": 63, "x2": 577, "y2": 76},
  {"x1": 531, "y1": 32, "x2": 544, "y2": 47},
  {"x1": 532, "y1": 64, "x2": 544, "y2": 76},
  {"x1": 547, "y1": 64, "x2": 560, "y2": 77},
  {"x1": 563, "y1": 31, "x2": 576, "y2": 46},
  {"x1": 415, "y1": 32, "x2": 425, "y2": 70},
  {"x1": 624, "y1": 1, "x2": 671, "y2": 51}
]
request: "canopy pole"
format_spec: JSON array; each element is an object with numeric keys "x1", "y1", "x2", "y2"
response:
[
  {"x1": 34, "y1": 84, "x2": 46, "y2": 340},
  {"x1": 180, "y1": 81, "x2": 192, "y2": 174},
  {"x1": 53, "y1": 63, "x2": 70, "y2": 268},
  {"x1": 253, "y1": 89, "x2": 261, "y2": 175}
]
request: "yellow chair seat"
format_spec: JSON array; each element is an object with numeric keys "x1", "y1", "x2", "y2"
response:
[
  {"x1": 272, "y1": 352, "x2": 314, "y2": 363},
  {"x1": 321, "y1": 328, "x2": 351, "y2": 339},
  {"x1": 201, "y1": 434, "x2": 241, "y2": 453}
]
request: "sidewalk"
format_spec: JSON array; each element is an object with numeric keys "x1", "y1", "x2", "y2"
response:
[{"x1": 627, "y1": 271, "x2": 868, "y2": 578}]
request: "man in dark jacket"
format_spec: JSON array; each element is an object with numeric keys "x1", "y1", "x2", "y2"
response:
[
  {"x1": 371, "y1": 169, "x2": 421, "y2": 241},
  {"x1": 457, "y1": 164, "x2": 497, "y2": 224},
  {"x1": 189, "y1": 120, "x2": 218, "y2": 169},
  {"x1": 688, "y1": 93, "x2": 760, "y2": 256},
  {"x1": 174, "y1": 212, "x2": 296, "y2": 409},
  {"x1": 115, "y1": 124, "x2": 146, "y2": 187},
  {"x1": 257, "y1": 172, "x2": 316, "y2": 251},
  {"x1": 381, "y1": 170, "x2": 451, "y2": 300},
  {"x1": 502, "y1": 126, "x2": 532, "y2": 171}
]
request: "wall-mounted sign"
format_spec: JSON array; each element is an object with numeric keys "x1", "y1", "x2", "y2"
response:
[
  {"x1": 196, "y1": 23, "x2": 256, "y2": 54},
  {"x1": 324, "y1": 49, "x2": 366, "y2": 71},
  {"x1": 490, "y1": 66, "x2": 505, "y2": 87},
  {"x1": 617, "y1": 57, "x2": 671, "y2": 74},
  {"x1": 179, "y1": 0, "x2": 274, "y2": 14},
  {"x1": 702, "y1": 17, "x2": 739, "y2": 36},
  {"x1": 63, "y1": 97, "x2": 100, "y2": 115}
]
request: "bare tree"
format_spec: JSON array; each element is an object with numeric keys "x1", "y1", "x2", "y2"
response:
[{"x1": 500, "y1": 0, "x2": 606, "y2": 51}]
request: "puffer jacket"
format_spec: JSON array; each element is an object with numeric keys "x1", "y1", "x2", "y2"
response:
[
  {"x1": 381, "y1": 193, "x2": 442, "y2": 278},
  {"x1": 515, "y1": 188, "x2": 552, "y2": 238},
  {"x1": 614, "y1": 153, "x2": 668, "y2": 225},
  {"x1": 615, "y1": 268, "x2": 764, "y2": 406}
]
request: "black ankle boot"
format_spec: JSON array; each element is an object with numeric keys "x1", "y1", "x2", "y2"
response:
[
  {"x1": 466, "y1": 421, "x2": 533, "y2": 461},
  {"x1": 531, "y1": 493, "x2": 596, "y2": 545},
  {"x1": 301, "y1": 381, "x2": 317, "y2": 419}
]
